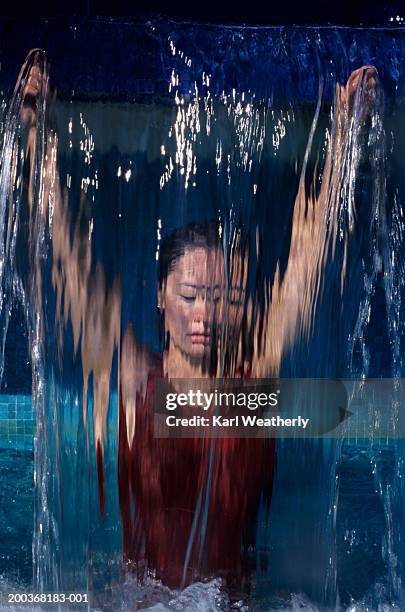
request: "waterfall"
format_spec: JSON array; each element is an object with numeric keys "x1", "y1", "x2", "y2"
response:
[{"x1": 0, "y1": 20, "x2": 404, "y2": 610}]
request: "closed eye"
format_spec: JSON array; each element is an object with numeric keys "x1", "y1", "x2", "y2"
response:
[{"x1": 180, "y1": 295, "x2": 196, "y2": 302}]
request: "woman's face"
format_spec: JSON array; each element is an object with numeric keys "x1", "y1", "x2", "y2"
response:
[{"x1": 159, "y1": 246, "x2": 223, "y2": 362}]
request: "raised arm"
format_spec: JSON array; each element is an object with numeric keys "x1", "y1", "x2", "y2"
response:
[
  {"x1": 252, "y1": 66, "x2": 380, "y2": 376},
  {"x1": 19, "y1": 51, "x2": 126, "y2": 456}
]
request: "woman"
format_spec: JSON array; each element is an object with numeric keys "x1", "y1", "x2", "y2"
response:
[
  {"x1": 119, "y1": 222, "x2": 274, "y2": 593},
  {"x1": 20, "y1": 49, "x2": 379, "y2": 595}
]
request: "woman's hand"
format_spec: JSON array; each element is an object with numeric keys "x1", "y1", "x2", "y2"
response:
[
  {"x1": 20, "y1": 49, "x2": 49, "y2": 127},
  {"x1": 336, "y1": 65, "x2": 380, "y2": 125}
]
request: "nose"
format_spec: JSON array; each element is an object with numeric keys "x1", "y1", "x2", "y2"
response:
[
  {"x1": 192, "y1": 317, "x2": 206, "y2": 334},
  {"x1": 192, "y1": 296, "x2": 211, "y2": 332}
]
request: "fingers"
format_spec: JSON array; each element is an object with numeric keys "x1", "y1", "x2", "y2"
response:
[
  {"x1": 346, "y1": 65, "x2": 378, "y2": 99},
  {"x1": 24, "y1": 65, "x2": 42, "y2": 98},
  {"x1": 23, "y1": 48, "x2": 48, "y2": 97},
  {"x1": 335, "y1": 65, "x2": 380, "y2": 126},
  {"x1": 345, "y1": 65, "x2": 379, "y2": 116},
  {"x1": 21, "y1": 51, "x2": 50, "y2": 126}
]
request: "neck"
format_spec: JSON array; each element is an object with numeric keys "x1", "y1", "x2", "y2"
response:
[{"x1": 163, "y1": 343, "x2": 208, "y2": 380}]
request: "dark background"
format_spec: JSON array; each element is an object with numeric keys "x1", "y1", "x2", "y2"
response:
[{"x1": 0, "y1": 0, "x2": 403, "y2": 25}]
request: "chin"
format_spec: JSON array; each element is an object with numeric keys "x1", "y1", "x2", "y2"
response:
[{"x1": 187, "y1": 343, "x2": 211, "y2": 359}]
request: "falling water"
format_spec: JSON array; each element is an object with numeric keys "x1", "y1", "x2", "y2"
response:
[{"x1": 0, "y1": 19, "x2": 405, "y2": 611}]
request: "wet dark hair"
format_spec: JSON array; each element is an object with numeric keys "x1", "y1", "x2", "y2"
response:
[{"x1": 157, "y1": 221, "x2": 221, "y2": 289}]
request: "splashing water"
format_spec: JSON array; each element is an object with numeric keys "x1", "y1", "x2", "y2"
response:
[{"x1": 0, "y1": 19, "x2": 404, "y2": 611}]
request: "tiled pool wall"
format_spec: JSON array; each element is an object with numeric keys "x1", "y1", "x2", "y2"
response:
[{"x1": 0, "y1": 396, "x2": 34, "y2": 451}]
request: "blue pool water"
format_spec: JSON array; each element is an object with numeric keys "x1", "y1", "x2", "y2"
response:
[
  {"x1": 0, "y1": 448, "x2": 33, "y2": 587},
  {"x1": 0, "y1": 435, "x2": 398, "y2": 610}
]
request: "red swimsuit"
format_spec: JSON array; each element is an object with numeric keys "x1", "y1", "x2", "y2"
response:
[{"x1": 117, "y1": 356, "x2": 275, "y2": 590}]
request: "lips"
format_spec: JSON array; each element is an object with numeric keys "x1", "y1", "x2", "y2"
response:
[{"x1": 190, "y1": 333, "x2": 211, "y2": 344}]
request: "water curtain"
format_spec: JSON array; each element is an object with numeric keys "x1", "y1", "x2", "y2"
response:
[{"x1": 0, "y1": 20, "x2": 403, "y2": 609}]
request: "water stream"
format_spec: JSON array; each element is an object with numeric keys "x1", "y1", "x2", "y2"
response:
[{"x1": 0, "y1": 19, "x2": 404, "y2": 610}]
